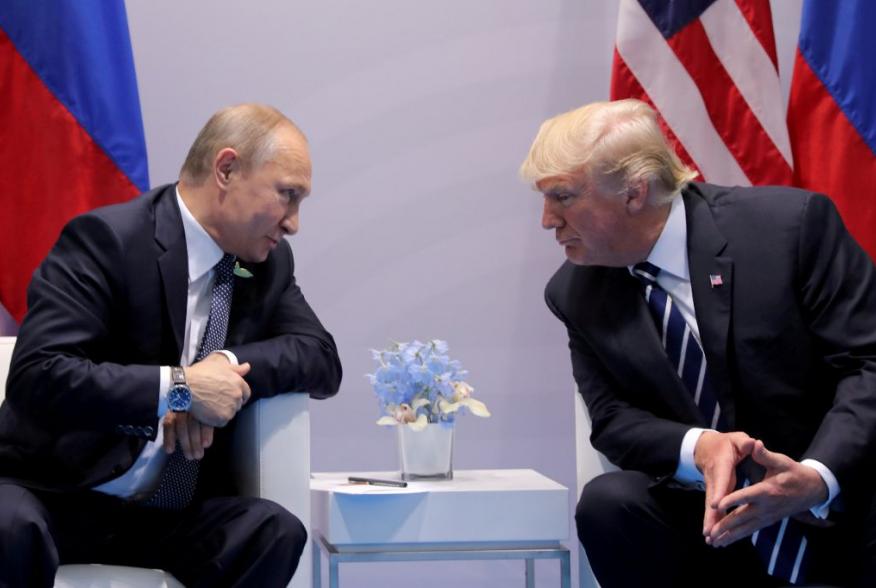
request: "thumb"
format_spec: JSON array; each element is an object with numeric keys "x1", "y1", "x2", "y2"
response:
[
  {"x1": 750, "y1": 439, "x2": 784, "y2": 469},
  {"x1": 230, "y1": 362, "x2": 251, "y2": 376}
]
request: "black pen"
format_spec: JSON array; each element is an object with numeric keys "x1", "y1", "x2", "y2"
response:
[{"x1": 348, "y1": 476, "x2": 408, "y2": 488}]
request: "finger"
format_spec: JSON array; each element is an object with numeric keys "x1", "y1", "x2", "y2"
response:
[
  {"x1": 711, "y1": 508, "x2": 764, "y2": 547},
  {"x1": 176, "y1": 414, "x2": 194, "y2": 459},
  {"x1": 163, "y1": 414, "x2": 177, "y2": 454},
  {"x1": 187, "y1": 418, "x2": 204, "y2": 459},
  {"x1": 750, "y1": 439, "x2": 789, "y2": 470},
  {"x1": 240, "y1": 378, "x2": 252, "y2": 405},
  {"x1": 717, "y1": 483, "x2": 759, "y2": 512},
  {"x1": 201, "y1": 424, "x2": 214, "y2": 449},
  {"x1": 231, "y1": 362, "x2": 251, "y2": 376}
]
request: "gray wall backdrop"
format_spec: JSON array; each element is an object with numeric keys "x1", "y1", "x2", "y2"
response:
[{"x1": 124, "y1": 1, "x2": 802, "y2": 585}]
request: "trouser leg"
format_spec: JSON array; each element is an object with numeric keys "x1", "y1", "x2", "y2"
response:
[
  {"x1": 0, "y1": 484, "x2": 59, "y2": 588},
  {"x1": 575, "y1": 471, "x2": 777, "y2": 588}
]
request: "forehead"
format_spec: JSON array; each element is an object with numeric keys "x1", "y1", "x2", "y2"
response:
[
  {"x1": 260, "y1": 127, "x2": 312, "y2": 190},
  {"x1": 536, "y1": 172, "x2": 587, "y2": 195}
]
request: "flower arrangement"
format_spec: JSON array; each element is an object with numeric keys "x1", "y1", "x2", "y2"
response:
[{"x1": 367, "y1": 339, "x2": 490, "y2": 431}]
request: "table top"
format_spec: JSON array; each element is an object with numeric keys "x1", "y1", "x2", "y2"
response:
[
  {"x1": 311, "y1": 469, "x2": 570, "y2": 545},
  {"x1": 311, "y1": 468, "x2": 566, "y2": 495}
]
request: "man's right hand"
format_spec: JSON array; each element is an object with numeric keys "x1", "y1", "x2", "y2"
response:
[
  {"x1": 694, "y1": 430, "x2": 756, "y2": 542},
  {"x1": 184, "y1": 354, "x2": 252, "y2": 427}
]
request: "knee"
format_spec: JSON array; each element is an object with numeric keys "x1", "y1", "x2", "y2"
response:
[
  {"x1": 0, "y1": 484, "x2": 57, "y2": 582},
  {"x1": 575, "y1": 471, "x2": 650, "y2": 543},
  {"x1": 248, "y1": 498, "x2": 307, "y2": 557}
]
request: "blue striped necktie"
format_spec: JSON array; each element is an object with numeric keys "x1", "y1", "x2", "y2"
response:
[
  {"x1": 632, "y1": 261, "x2": 810, "y2": 584},
  {"x1": 145, "y1": 253, "x2": 236, "y2": 510}
]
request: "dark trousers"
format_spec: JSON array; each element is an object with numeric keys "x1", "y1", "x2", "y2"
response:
[
  {"x1": 0, "y1": 483, "x2": 306, "y2": 588},
  {"x1": 576, "y1": 471, "x2": 876, "y2": 588}
]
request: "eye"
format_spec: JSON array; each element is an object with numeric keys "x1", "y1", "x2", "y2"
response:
[
  {"x1": 551, "y1": 192, "x2": 575, "y2": 206},
  {"x1": 278, "y1": 189, "x2": 297, "y2": 203}
]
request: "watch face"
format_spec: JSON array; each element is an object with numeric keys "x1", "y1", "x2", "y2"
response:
[{"x1": 168, "y1": 385, "x2": 192, "y2": 412}]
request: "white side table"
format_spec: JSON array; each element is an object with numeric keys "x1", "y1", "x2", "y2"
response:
[{"x1": 311, "y1": 469, "x2": 571, "y2": 587}]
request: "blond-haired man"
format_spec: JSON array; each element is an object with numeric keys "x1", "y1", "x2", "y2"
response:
[{"x1": 522, "y1": 99, "x2": 876, "y2": 586}]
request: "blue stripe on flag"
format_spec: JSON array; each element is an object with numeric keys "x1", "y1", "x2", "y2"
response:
[
  {"x1": 798, "y1": 0, "x2": 876, "y2": 155},
  {"x1": 638, "y1": 0, "x2": 720, "y2": 39},
  {"x1": 0, "y1": 0, "x2": 149, "y2": 191}
]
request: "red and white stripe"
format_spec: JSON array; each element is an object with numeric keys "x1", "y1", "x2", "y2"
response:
[{"x1": 612, "y1": 0, "x2": 793, "y2": 187}]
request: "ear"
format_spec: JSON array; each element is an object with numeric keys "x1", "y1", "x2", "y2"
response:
[
  {"x1": 624, "y1": 178, "x2": 651, "y2": 214},
  {"x1": 213, "y1": 148, "x2": 239, "y2": 189}
]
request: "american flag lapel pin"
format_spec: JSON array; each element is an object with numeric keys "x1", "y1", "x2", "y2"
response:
[{"x1": 709, "y1": 274, "x2": 723, "y2": 288}]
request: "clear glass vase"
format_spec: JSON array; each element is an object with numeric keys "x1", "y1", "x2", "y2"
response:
[{"x1": 397, "y1": 422, "x2": 454, "y2": 481}]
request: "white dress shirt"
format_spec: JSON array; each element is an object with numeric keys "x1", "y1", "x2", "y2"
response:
[
  {"x1": 94, "y1": 186, "x2": 236, "y2": 499},
  {"x1": 633, "y1": 195, "x2": 837, "y2": 518}
]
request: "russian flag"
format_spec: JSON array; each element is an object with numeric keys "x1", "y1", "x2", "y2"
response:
[
  {"x1": 0, "y1": 0, "x2": 149, "y2": 326},
  {"x1": 787, "y1": 0, "x2": 876, "y2": 261}
]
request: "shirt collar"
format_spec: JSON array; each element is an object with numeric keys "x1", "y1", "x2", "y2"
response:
[
  {"x1": 176, "y1": 185, "x2": 224, "y2": 283},
  {"x1": 629, "y1": 193, "x2": 689, "y2": 281}
]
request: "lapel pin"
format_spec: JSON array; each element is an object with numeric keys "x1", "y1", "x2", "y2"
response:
[{"x1": 709, "y1": 274, "x2": 723, "y2": 288}]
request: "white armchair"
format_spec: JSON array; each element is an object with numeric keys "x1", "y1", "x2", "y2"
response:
[
  {"x1": 0, "y1": 337, "x2": 312, "y2": 588},
  {"x1": 574, "y1": 390, "x2": 617, "y2": 588}
]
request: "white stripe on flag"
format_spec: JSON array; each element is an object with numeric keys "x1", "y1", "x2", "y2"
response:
[
  {"x1": 699, "y1": 0, "x2": 792, "y2": 166},
  {"x1": 615, "y1": 0, "x2": 750, "y2": 186}
]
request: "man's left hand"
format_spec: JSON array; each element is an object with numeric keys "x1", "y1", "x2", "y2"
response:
[
  {"x1": 163, "y1": 411, "x2": 215, "y2": 460},
  {"x1": 706, "y1": 440, "x2": 828, "y2": 547}
]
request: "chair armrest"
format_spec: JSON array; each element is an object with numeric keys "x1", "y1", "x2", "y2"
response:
[{"x1": 231, "y1": 392, "x2": 311, "y2": 588}]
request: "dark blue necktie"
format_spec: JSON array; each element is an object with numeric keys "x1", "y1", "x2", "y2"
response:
[
  {"x1": 145, "y1": 253, "x2": 236, "y2": 510},
  {"x1": 633, "y1": 261, "x2": 809, "y2": 584}
]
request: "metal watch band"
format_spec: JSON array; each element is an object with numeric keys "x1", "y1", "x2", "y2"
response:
[{"x1": 170, "y1": 366, "x2": 186, "y2": 386}]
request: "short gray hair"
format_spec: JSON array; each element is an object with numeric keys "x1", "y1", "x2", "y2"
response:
[
  {"x1": 519, "y1": 99, "x2": 696, "y2": 203},
  {"x1": 180, "y1": 103, "x2": 305, "y2": 184}
]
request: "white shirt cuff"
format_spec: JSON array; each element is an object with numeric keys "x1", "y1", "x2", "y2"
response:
[
  {"x1": 800, "y1": 458, "x2": 839, "y2": 519},
  {"x1": 158, "y1": 366, "x2": 170, "y2": 417},
  {"x1": 675, "y1": 427, "x2": 709, "y2": 488},
  {"x1": 213, "y1": 350, "x2": 239, "y2": 365}
]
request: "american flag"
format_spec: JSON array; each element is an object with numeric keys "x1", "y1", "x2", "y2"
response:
[
  {"x1": 611, "y1": 0, "x2": 876, "y2": 262},
  {"x1": 611, "y1": 0, "x2": 792, "y2": 187}
]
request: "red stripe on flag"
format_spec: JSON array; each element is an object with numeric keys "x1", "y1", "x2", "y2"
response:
[
  {"x1": 610, "y1": 49, "x2": 703, "y2": 181},
  {"x1": 0, "y1": 28, "x2": 139, "y2": 322},
  {"x1": 667, "y1": 18, "x2": 792, "y2": 185},
  {"x1": 734, "y1": 0, "x2": 778, "y2": 70},
  {"x1": 788, "y1": 50, "x2": 876, "y2": 261}
]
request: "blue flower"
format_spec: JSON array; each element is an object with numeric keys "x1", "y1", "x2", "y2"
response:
[{"x1": 366, "y1": 339, "x2": 490, "y2": 428}]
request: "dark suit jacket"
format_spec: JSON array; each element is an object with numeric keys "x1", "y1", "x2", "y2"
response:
[
  {"x1": 0, "y1": 183, "x2": 342, "y2": 495},
  {"x1": 546, "y1": 182, "x2": 876, "y2": 512}
]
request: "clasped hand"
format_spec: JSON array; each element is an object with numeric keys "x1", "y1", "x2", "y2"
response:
[
  {"x1": 695, "y1": 431, "x2": 828, "y2": 548},
  {"x1": 163, "y1": 353, "x2": 252, "y2": 460}
]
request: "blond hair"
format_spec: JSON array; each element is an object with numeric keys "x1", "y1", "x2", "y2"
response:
[
  {"x1": 519, "y1": 99, "x2": 696, "y2": 203},
  {"x1": 180, "y1": 103, "x2": 305, "y2": 184}
]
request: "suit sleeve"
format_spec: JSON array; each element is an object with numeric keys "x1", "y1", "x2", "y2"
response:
[
  {"x1": 6, "y1": 214, "x2": 159, "y2": 433},
  {"x1": 228, "y1": 241, "x2": 342, "y2": 400},
  {"x1": 545, "y1": 280, "x2": 690, "y2": 477},
  {"x1": 796, "y1": 194, "x2": 876, "y2": 493}
]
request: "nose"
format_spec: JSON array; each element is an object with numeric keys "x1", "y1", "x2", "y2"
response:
[
  {"x1": 281, "y1": 211, "x2": 299, "y2": 236},
  {"x1": 541, "y1": 198, "x2": 563, "y2": 230}
]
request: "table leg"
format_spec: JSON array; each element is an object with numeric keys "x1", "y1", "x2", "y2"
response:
[
  {"x1": 329, "y1": 555, "x2": 339, "y2": 588},
  {"x1": 312, "y1": 539, "x2": 321, "y2": 588},
  {"x1": 560, "y1": 549, "x2": 571, "y2": 588},
  {"x1": 525, "y1": 558, "x2": 535, "y2": 588}
]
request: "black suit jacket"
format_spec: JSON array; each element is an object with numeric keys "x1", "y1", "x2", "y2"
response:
[
  {"x1": 0, "y1": 184, "x2": 342, "y2": 494},
  {"x1": 546, "y1": 183, "x2": 876, "y2": 511}
]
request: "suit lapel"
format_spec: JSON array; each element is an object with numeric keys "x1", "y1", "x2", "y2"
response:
[
  {"x1": 683, "y1": 187, "x2": 736, "y2": 427},
  {"x1": 154, "y1": 185, "x2": 188, "y2": 359},
  {"x1": 586, "y1": 268, "x2": 705, "y2": 424}
]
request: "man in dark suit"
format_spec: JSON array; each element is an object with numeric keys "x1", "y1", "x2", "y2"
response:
[
  {"x1": 0, "y1": 103, "x2": 342, "y2": 587},
  {"x1": 520, "y1": 99, "x2": 876, "y2": 586}
]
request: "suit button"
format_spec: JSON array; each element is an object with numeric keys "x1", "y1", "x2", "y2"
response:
[
  {"x1": 123, "y1": 425, "x2": 134, "y2": 435},
  {"x1": 143, "y1": 426, "x2": 155, "y2": 437}
]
